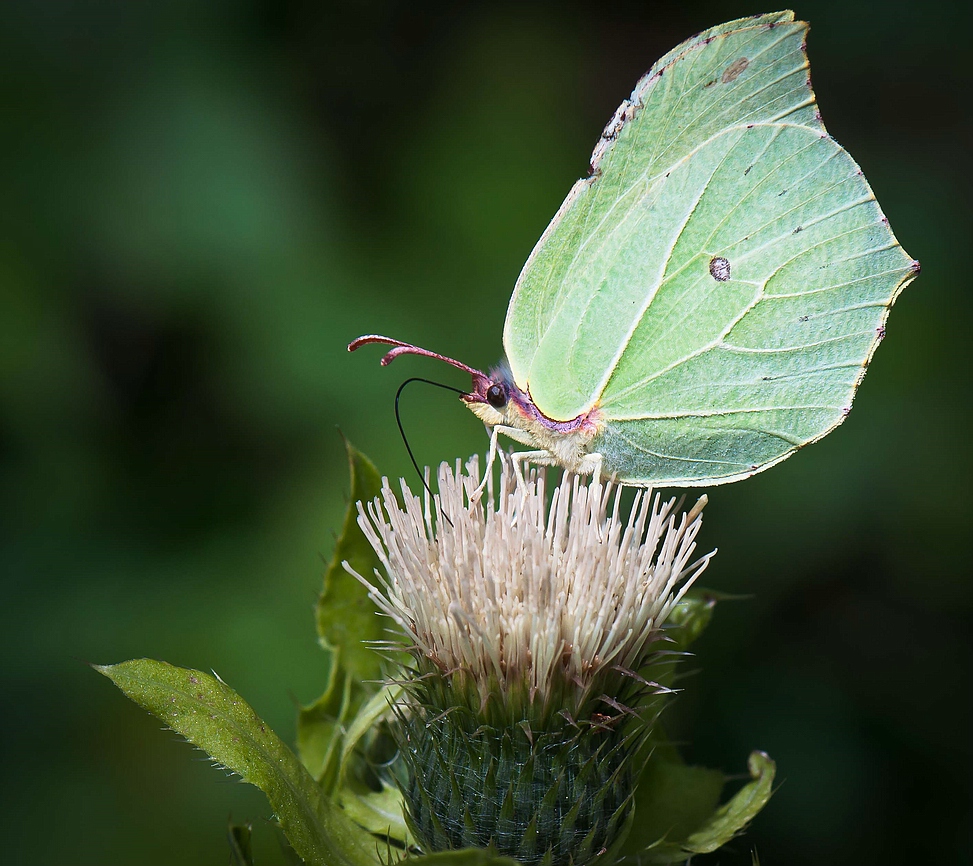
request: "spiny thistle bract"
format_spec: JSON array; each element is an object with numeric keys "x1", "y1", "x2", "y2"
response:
[
  {"x1": 347, "y1": 460, "x2": 712, "y2": 866},
  {"x1": 397, "y1": 665, "x2": 635, "y2": 865}
]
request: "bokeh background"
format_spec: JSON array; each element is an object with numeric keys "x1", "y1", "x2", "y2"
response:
[{"x1": 2, "y1": 1, "x2": 969, "y2": 863}]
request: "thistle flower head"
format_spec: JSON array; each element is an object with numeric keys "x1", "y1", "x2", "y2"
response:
[
  {"x1": 352, "y1": 460, "x2": 711, "y2": 719},
  {"x1": 346, "y1": 459, "x2": 714, "y2": 864}
]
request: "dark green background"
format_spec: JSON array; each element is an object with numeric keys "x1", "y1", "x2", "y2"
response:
[{"x1": 2, "y1": 1, "x2": 969, "y2": 863}]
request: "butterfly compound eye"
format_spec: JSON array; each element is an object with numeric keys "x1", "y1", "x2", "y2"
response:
[{"x1": 486, "y1": 383, "x2": 508, "y2": 408}]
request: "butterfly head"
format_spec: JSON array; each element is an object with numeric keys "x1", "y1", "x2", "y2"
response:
[
  {"x1": 348, "y1": 334, "x2": 538, "y2": 427},
  {"x1": 461, "y1": 363, "x2": 529, "y2": 428},
  {"x1": 349, "y1": 334, "x2": 602, "y2": 473}
]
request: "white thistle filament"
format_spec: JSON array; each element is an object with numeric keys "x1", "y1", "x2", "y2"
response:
[{"x1": 346, "y1": 459, "x2": 713, "y2": 706}]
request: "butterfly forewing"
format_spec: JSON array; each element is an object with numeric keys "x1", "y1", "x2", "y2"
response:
[
  {"x1": 504, "y1": 12, "x2": 820, "y2": 420},
  {"x1": 502, "y1": 11, "x2": 915, "y2": 485}
]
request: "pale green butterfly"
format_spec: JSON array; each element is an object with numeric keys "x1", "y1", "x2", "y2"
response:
[{"x1": 351, "y1": 10, "x2": 918, "y2": 487}]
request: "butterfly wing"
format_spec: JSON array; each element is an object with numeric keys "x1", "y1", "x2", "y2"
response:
[{"x1": 502, "y1": 12, "x2": 916, "y2": 486}]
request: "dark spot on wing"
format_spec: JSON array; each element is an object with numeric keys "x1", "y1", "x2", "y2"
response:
[
  {"x1": 744, "y1": 165, "x2": 753, "y2": 175},
  {"x1": 911, "y1": 260, "x2": 921, "y2": 274},
  {"x1": 798, "y1": 315, "x2": 809, "y2": 322},
  {"x1": 793, "y1": 225, "x2": 803, "y2": 234},
  {"x1": 722, "y1": 57, "x2": 749, "y2": 84},
  {"x1": 709, "y1": 256, "x2": 731, "y2": 282}
]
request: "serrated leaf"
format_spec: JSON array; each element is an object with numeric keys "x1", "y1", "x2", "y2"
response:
[
  {"x1": 299, "y1": 440, "x2": 386, "y2": 784},
  {"x1": 621, "y1": 741, "x2": 774, "y2": 863},
  {"x1": 97, "y1": 659, "x2": 382, "y2": 866},
  {"x1": 683, "y1": 751, "x2": 775, "y2": 855},
  {"x1": 316, "y1": 439, "x2": 386, "y2": 682}
]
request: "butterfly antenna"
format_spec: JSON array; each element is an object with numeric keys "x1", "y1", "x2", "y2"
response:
[{"x1": 394, "y1": 377, "x2": 466, "y2": 527}]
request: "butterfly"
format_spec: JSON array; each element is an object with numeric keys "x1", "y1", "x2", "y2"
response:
[{"x1": 351, "y1": 11, "x2": 918, "y2": 488}]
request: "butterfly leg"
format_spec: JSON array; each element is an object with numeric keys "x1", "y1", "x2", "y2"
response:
[
  {"x1": 508, "y1": 451, "x2": 607, "y2": 488},
  {"x1": 471, "y1": 425, "x2": 503, "y2": 499},
  {"x1": 576, "y1": 451, "x2": 605, "y2": 480},
  {"x1": 510, "y1": 450, "x2": 562, "y2": 489},
  {"x1": 471, "y1": 424, "x2": 537, "y2": 499},
  {"x1": 512, "y1": 450, "x2": 607, "y2": 483}
]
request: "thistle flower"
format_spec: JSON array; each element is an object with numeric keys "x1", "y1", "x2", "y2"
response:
[{"x1": 346, "y1": 460, "x2": 713, "y2": 866}]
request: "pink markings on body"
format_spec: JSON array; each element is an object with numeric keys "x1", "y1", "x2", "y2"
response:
[{"x1": 516, "y1": 387, "x2": 601, "y2": 435}]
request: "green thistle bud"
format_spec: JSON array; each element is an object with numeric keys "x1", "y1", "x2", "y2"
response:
[
  {"x1": 396, "y1": 658, "x2": 634, "y2": 865},
  {"x1": 348, "y1": 462, "x2": 711, "y2": 866}
]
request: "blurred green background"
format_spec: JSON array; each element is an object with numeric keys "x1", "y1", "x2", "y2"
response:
[{"x1": 1, "y1": 1, "x2": 969, "y2": 863}]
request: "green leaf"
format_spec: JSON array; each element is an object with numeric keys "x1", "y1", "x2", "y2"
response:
[
  {"x1": 620, "y1": 757, "x2": 725, "y2": 863},
  {"x1": 621, "y1": 730, "x2": 774, "y2": 864},
  {"x1": 299, "y1": 440, "x2": 386, "y2": 784},
  {"x1": 665, "y1": 588, "x2": 719, "y2": 652},
  {"x1": 298, "y1": 665, "x2": 366, "y2": 788},
  {"x1": 296, "y1": 442, "x2": 411, "y2": 850},
  {"x1": 338, "y1": 683, "x2": 402, "y2": 782},
  {"x1": 278, "y1": 835, "x2": 306, "y2": 866},
  {"x1": 315, "y1": 439, "x2": 386, "y2": 682},
  {"x1": 227, "y1": 820, "x2": 254, "y2": 866},
  {"x1": 619, "y1": 591, "x2": 774, "y2": 863},
  {"x1": 621, "y1": 749, "x2": 775, "y2": 864},
  {"x1": 335, "y1": 683, "x2": 411, "y2": 846},
  {"x1": 97, "y1": 659, "x2": 382, "y2": 866},
  {"x1": 416, "y1": 849, "x2": 522, "y2": 866},
  {"x1": 337, "y1": 785, "x2": 411, "y2": 849},
  {"x1": 683, "y1": 751, "x2": 776, "y2": 855}
]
